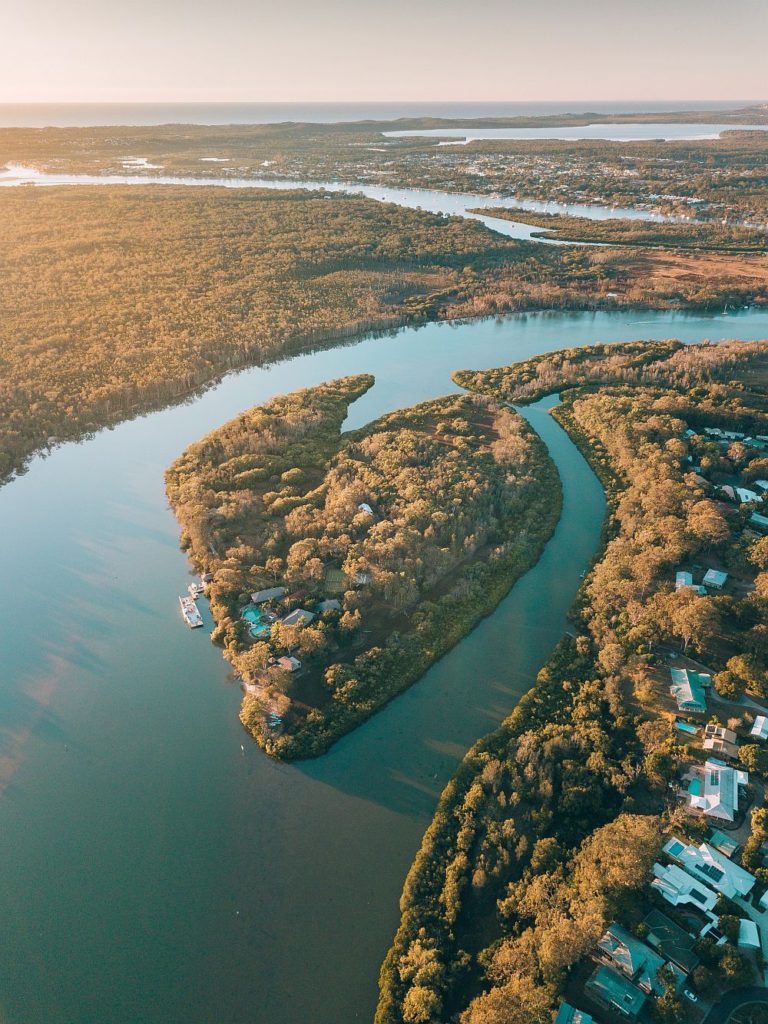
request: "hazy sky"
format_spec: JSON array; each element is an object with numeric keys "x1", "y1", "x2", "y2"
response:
[{"x1": 4, "y1": 0, "x2": 767, "y2": 104}]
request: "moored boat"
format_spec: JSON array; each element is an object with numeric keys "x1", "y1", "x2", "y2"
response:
[{"x1": 179, "y1": 595, "x2": 203, "y2": 628}]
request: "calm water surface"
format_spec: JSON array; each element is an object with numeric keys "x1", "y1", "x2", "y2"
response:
[
  {"x1": 1, "y1": 309, "x2": 768, "y2": 1023},
  {"x1": 0, "y1": 164, "x2": 688, "y2": 241}
]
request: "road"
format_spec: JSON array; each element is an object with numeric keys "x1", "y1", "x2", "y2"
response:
[{"x1": 704, "y1": 987, "x2": 768, "y2": 1024}]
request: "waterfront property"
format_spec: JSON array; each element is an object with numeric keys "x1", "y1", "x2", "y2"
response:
[{"x1": 670, "y1": 667, "x2": 709, "y2": 713}]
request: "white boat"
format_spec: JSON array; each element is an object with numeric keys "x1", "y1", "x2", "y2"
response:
[
  {"x1": 179, "y1": 596, "x2": 203, "y2": 628},
  {"x1": 188, "y1": 582, "x2": 202, "y2": 599}
]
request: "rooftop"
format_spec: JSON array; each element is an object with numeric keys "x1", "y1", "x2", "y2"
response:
[
  {"x1": 586, "y1": 965, "x2": 646, "y2": 1019},
  {"x1": 670, "y1": 667, "x2": 708, "y2": 712},
  {"x1": 686, "y1": 760, "x2": 748, "y2": 822},
  {"x1": 643, "y1": 909, "x2": 700, "y2": 975},
  {"x1": 664, "y1": 836, "x2": 755, "y2": 898}
]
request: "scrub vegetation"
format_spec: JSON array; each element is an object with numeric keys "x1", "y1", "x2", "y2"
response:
[
  {"x1": 4, "y1": 185, "x2": 767, "y2": 484},
  {"x1": 376, "y1": 340, "x2": 768, "y2": 1024},
  {"x1": 165, "y1": 375, "x2": 561, "y2": 759},
  {"x1": 472, "y1": 208, "x2": 768, "y2": 253}
]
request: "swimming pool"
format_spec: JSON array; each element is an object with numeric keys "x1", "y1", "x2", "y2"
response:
[{"x1": 675, "y1": 721, "x2": 699, "y2": 735}]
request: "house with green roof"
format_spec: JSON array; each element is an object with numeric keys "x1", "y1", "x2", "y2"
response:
[
  {"x1": 585, "y1": 965, "x2": 646, "y2": 1020},
  {"x1": 670, "y1": 667, "x2": 709, "y2": 713}
]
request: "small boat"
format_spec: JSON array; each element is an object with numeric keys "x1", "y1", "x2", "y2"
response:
[
  {"x1": 179, "y1": 596, "x2": 203, "y2": 628},
  {"x1": 188, "y1": 582, "x2": 203, "y2": 599}
]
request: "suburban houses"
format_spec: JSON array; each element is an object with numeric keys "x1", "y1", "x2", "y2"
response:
[{"x1": 685, "y1": 758, "x2": 749, "y2": 822}]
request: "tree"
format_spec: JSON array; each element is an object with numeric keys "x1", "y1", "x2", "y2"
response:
[{"x1": 669, "y1": 592, "x2": 719, "y2": 652}]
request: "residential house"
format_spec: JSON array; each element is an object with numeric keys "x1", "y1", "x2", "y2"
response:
[
  {"x1": 737, "y1": 488, "x2": 761, "y2": 504},
  {"x1": 251, "y1": 586, "x2": 286, "y2": 604},
  {"x1": 750, "y1": 512, "x2": 768, "y2": 531},
  {"x1": 277, "y1": 655, "x2": 302, "y2": 673},
  {"x1": 670, "y1": 667, "x2": 709, "y2": 713},
  {"x1": 643, "y1": 910, "x2": 700, "y2": 975},
  {"x1": 685, "y1": 759, "x2": 749, "y2": 822},
  {"x1": 554, "y1": 1005, "x2": 593, "y2": 1024},
  {"x1": 703, "y1": 569, "x2": 728, "y2": 590},
  {"x1": 751, "y1": 715, "x2": 768, "y2": 740},
  {"x1": 652, "y1": 861, "x2": 719, "y2": 914},
  {"x1": 316, "y1": 599, "x2": 341, "y2": 613},
  {"x1": 596, "y1": 923, "x2": 683, "y2": 996},
  {"x1": 281, "y1": 608, "x2": 315, "y2": 627},
  {"x1": 585, "y1": 966, "x2": 646, "y2": 1021},
  {"x1": 663, "y1": 837, "x2": 756, "y2": 899},
  {"x1": 357, "y1": 502, "x2": 374, "y2": 516},
  {"x1": 703, "y1": 723, "x2": 739, "y2": 760},
  {"x1": 675, "y1": 571, "x2": 706, "y2": 595}
]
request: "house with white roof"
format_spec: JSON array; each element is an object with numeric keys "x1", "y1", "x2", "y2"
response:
[
  {"x1": 738, "y1": 920, "x2": 760, "y2": 950},
  {"x1": 751, "y1": 715, "x2": 768, "y2": 740},
  {"x1": 686, "y1": 759, "x2": 748, "y2": 822},
  {"x1": 663, "y1": 837, "x2": 755, "y2": 899},
  {"x1": 737, "y1": 488, "x2": 761, "y2": 504},
  {"x1": 652, "y1": 861, "x2": 719, "y2": 913}
]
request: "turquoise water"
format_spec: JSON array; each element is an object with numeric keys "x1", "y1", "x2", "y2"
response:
[
  {"x1": 675, "y1": 721, "x2": 699, "y2": 734},
  {"x1": 0, "y1": 309, "x2": 767, "y2": 1023},
  {"x1": 242, "y1": 608, "x2": 260, "y2": 623}
]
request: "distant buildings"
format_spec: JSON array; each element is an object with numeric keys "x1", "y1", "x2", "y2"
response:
[{"x1": 670, "y1": 667, "x2": 709, "y2": 713}]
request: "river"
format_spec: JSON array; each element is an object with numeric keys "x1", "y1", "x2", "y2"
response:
[
  {"x1": 2, "y1": 306, "x2": 768, "y2": 1023},
  {"x1": 0, "y1": 163, "x2": 686, "y2": 241}
]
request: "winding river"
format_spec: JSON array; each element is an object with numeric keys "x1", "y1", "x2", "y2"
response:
[
  {"x1": 2, "y1": 166, "x2": 768, "y2": 1023},
  {"x1": 0, "y1": 163, "x2": 684, "y2": 241}
]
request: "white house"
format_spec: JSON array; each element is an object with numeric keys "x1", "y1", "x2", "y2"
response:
[
  {"x1": 686, "y1": 760, "x2": 748, "y2": 822},
  {"x1": 737, "y1": 488, "x2": 761, "y2": 504},
  {"x1": 751, "y1": 715, "x2": 768, "y2": 740},
  {"x1": 663, "y1": 837, "x2": 756, "y2": 899},
  {"x1": 652, "y1": 862, "x2": 719, "y2": 913}
]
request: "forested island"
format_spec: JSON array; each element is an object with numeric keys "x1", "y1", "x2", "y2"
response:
[
  {"x1": 376, "y1": 339, "x2": 768, "y2": 1023},
  {"x1": 165, "y1": 375, "x2": 560, "y2": 758},
  {"x1": 3, "y1": 185, "x2": 767, "y2": 487}
]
